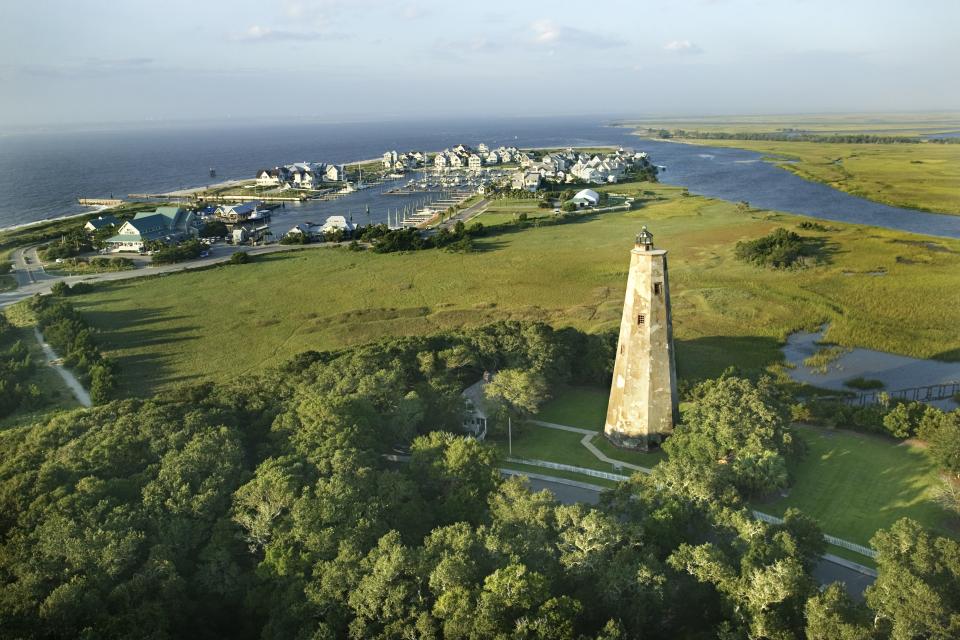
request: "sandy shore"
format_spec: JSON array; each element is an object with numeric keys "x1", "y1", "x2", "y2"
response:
[{"x1": 0, "y1": 204, "x2": 114, "y2": 234}]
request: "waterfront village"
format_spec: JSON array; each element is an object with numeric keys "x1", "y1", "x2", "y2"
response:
[{"x1": 60, "y1": 144, "x2": 654, "y2": 263}]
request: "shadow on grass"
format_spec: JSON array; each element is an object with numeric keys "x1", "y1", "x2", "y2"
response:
[
  {"x1": 676, "y1": 334, "x2": 784, "y2": 382},
  {"x1": 78, "y1": 305, "x2": 199, "y2": 397}
]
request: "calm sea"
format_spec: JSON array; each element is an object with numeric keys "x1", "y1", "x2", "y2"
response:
[
  {"x1": 0, "y1": 117, "x2": 624, "y2": 229},
  {"x1": 2, "y1": 117, "x2": 958, "y2": 238}
]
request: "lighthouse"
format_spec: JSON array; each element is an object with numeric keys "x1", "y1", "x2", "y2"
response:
[{"x1": 604, "y1": 226, "x2": 679, "y2": 450}]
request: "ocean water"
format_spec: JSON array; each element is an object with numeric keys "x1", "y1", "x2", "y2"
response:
[
  {"x1": 0, "y1": 117, "x2": 619, "y2": 229},
  {"x1": 1, "y1": 117, "x2": 958, "y2": 239}
]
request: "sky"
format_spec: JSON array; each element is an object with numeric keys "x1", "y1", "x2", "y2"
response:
[{"x1": 1, "y1": 0, "x2": 958, "y2": 129}]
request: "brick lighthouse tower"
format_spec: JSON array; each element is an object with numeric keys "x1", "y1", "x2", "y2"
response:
[{"x1": 604, "y1": 226, "x2": 679, "y2": 450}]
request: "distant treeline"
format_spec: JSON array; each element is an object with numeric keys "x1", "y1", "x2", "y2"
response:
[{"x1": 654, "y1": 129, "x2": 960, "y2": 144}]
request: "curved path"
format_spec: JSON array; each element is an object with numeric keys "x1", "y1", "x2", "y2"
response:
[
  {"x1": 520, "y1": 473, "x2": 876, "y2": 599},
  {"x1": 33, "y1": 327, "x2": 92, "y2": 407}
]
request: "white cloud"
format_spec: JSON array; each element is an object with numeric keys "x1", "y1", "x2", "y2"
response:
[
  {"x1": 529, "y1": 20, "x2": 624, "y2": 49},
  {"x1": 664, "y1": 40, "x2": 704, "y2": 54}
]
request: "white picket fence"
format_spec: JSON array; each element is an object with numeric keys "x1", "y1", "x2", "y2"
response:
[
  {"x1": 507, "y1": 457, "x2": 630, "y2": 482},
  {"x1": 752, "y1": 510, "x2": 876, "y2": 559}
]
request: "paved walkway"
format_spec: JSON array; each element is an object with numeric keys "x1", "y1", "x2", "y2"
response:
[{"x1": 529, "y1": 419, "x2": 650, "y2": 472}]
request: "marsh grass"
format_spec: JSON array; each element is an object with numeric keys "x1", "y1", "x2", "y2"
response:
[{"x1": 67, "y1": 185, "x2": 960, "y2": 397}]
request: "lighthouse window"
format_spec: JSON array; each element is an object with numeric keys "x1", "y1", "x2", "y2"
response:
[
  {"x1": 637, "y1": 314, "x2": 646, "y2": 325},
  {"x1": 654, "y1": 282, "x2": 663, "y2": 295}
]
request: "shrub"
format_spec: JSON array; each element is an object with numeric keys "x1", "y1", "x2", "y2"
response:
[
  {"x1": 0, "y1": 261, "x2": 12, "y2": 275},
  {"x1": 734, "y1": 228, "x2": 817, "y2": 269},
  {"x1": 50, "y1": 281, "x2": 69, "y2": 296},
  {"x1": 844, "y1": 377, "x2": 884, "y2": 390},
  {"x1": 228, "y1": 251, "x2": 251, "y2": 265}
]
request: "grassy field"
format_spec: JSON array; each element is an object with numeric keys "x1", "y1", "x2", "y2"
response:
[
  {"x1": 760, "y1": 425, "x2": 952, "y2": 545},
  {"x1": 671, "y1": 138, "x2": 960, "y2": 215},
  {"x1": 65, "y1": 182, "x2": 960, "y2": 397}
]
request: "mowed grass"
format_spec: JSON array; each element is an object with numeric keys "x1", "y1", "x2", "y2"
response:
[
  {"x1": 760, "y1": 425, "x2": 951, "y2": 545},
  {"x1": 70, "y1": 184, "x2": 960, "y2": 397},
  {"x1": 676, "y1": 138, "x2": 960, "y2": 215}
]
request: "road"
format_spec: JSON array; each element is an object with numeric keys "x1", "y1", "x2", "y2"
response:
[
  {"x1": 436, "y1": 197, "x2": 489, "y2": 230},
  {"x1": 0, "y1": 241, "x2": 346, "y2": 309},
  {"x1": 522, "y1": 475, "x2": 876, "y2": 599}
]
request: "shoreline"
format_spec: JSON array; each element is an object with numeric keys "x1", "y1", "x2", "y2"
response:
[
  {"x1": 0, "y1": 204, "x2": 113, "y2": 234},
  {"x1": 2, "y1": 145, "x2": 624, "y2": 234}
]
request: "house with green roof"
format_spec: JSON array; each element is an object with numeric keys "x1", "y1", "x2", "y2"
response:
[{"x1": 105, "y1": 206, "x2": 197, "y2": 253}]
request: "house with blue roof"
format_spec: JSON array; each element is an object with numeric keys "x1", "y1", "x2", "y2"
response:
[{"x1": 105, "y1": 206, "x2": 197, "y2": 253}]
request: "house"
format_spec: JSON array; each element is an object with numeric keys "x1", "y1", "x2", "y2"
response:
[
  {"x1": 232, "y1": 227, "x2": 249, "y2": 244},
  {"x1": 84, "y1": 215, "x2": 120, "y2": 234},
  {"x1": 286, "y1": 163, "x2": 316, "y2": 189},
  {"x1": 256, "y1": 167, "x2": 290, "y2": 187},
  {"x1": 461, "y1": 378, "x2": 490, "y2": 440},
  {"x1": 511, "y1": 170, "x2": 542, "y2": 192},
  {"x1": 434, "y1": 153, "x2": 449, "y2": 170},
  {"x1": 485, "y1": 151, "x2": 500, "y2": 165},
  {"x1": 320, "y1": 215, "x2": 356, "y2": 236},
  {"x1": 285, "y1": 222, "x2": 321, "y2": 240},
  {"x1": 383, "y1": 150, "x2": 399, "y2": 168},
  {"x1": 324, "y1": 164, "x2": 345, "y2": 182},
  {"x1": 215, "y1": 201, "x2": 262, "y2": 222},
  {"x1": 468, "y1": 154, "x2": 483, "y2": 171},
  {"x1": 477, "y1": 143, "x2": 489, "y2": 154},
  {"x1": 571, "y1": 189, "x2": 600, "y2": 208},
  {"x1": 105, "y1": 206, "x2": 196, "y2": 252}
]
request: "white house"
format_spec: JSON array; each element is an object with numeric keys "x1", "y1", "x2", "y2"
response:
[
  {"x1": 255, "y1": 168, "x2": 283, "y2": 187},
  {"x1": 571, "y1": 189, "x2": 600, "y2": 208},
  {"x1": 324, "y1": 164, "x2": 345, "y2": 182},
  {"x1": 468, "y1": 154, "x2": 483, "y2": 171},
  {"x1": 320, "y1": 215, "x2": 357, "y2": 235}
]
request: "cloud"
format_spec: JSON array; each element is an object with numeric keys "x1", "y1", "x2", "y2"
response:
[
  {"x1": 235, "y1": 25, "x2": 336, "y2": 42},
  {"x1": 664, "y1": 40, "x2": 704, "y2": 54},
  {"x1": 530, "y1": 20, "x2": 624, "y2": 49}
]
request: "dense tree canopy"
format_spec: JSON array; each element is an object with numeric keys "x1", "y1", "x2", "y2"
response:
[{"x1": 0, "y1": 321, "x2": 955, "y2": 638}]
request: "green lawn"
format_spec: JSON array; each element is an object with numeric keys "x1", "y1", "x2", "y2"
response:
[
  {"x1": 0, "y1": 275, "x2": 16, "y2": 292},
  {"x1": 759, "y1": 425, "x2": 952, "y2": 546},
  {"x1": 535, "y1": 386, "x2": 609, "y2": 429},
  {"x1": 67, "y1": 183, "x2": 960, "y2": 397},
  {"x1": 490, "y1": 423, "x2": 610, "y2": 472}
]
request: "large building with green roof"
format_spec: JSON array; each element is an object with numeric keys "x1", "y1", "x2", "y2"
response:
[{"x1": 106, "y1": 207, "x2": 197, "y2": 253}]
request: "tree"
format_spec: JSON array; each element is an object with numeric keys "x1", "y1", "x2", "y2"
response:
[
  {"x1": 866, "y1": 518, "x2": 960, "y2": 640},
  {"x1": 928, "y1": 411, "x2": 960, "y2": 478},
  {"x1": 484, "y1": 368, "x2": 550, "y2": 417},
  {"x1": 409, "y1": 431, "x2": 501, "y2": 526},
  {"x1": 228, "y1": 251, "x2": 251, "y2": 265},
  {"x1": 804, "y1": 583, "x2": 874, "y2": 640},
  {"x1": 655, "y1": 376, "x2": 796, "y2": 501}
]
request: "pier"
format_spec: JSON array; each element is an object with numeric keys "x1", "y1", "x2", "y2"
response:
[{"x1": 77, "y1": 198, "x2": 124, "y2": 206}]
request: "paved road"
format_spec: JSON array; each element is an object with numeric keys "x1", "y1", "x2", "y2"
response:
[
  {"x1": 522, "y1": 475, "x2": 875, "y2": 599},
  {"x1": 437, "y1": 197, "x2": 490, "y2": 230},
  {"x1": 0, "y1": 241, "x2": 345, "y2": 309}
]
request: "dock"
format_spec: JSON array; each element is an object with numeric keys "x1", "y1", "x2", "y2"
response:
[{"x1": 77, "y1": 198, "x2": 124, "y2": 206}]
